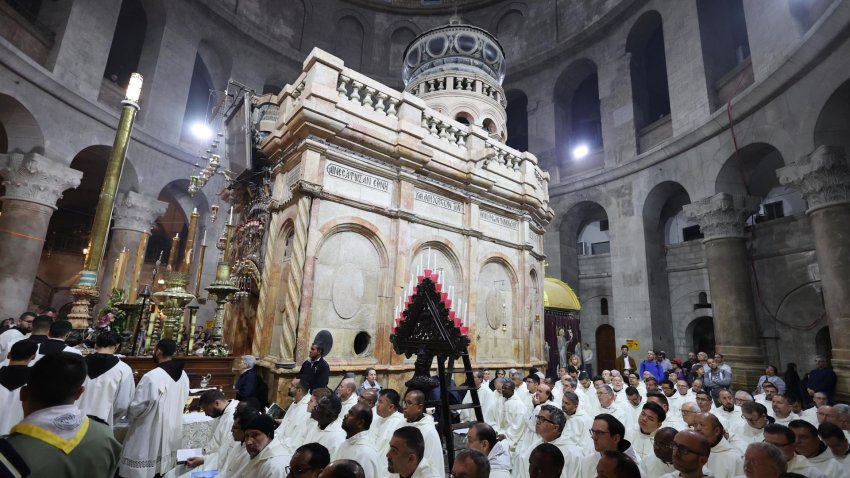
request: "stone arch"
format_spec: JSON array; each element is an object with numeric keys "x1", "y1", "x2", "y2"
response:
[
  {"x1": 695, "y1": 0, "x2": 753, "y2": 110},
  {"x1": 332, "y1": 11, "x2": 369, "y2": 71},
  {"x1": 685, "y1": 315, "x2": 715, "y2": 355},
  {"x1": 553, "y1": 58, "x2": 601, "y2": 175},
  {"x1": 150, "y1": 179, "x2": 209, "y2": 266},
  {"x1": 642, "y1": 181, "x2": 693, "y2": 353},
  {"x1": 311, "y1": 219, "x2": 390, "y2": 358},
  {"x1": 813, "y1": 78, "x2": 850, "y2": 151},
  {"x1": 505, "y1": 89, "x2": 528, "y2": 152},
  {"x1": 0, "y1": 94, "x2": 44, "y2": 154},
  {"x1": 493, "y1": 3, "x2": 526, "y2": 60},
  {"x1": 101, "y1": 0, "x2": 147, "y2": 88},
  {"x1": 476, "y1": 255, "x2": 519, "y2": 360},
  {"x1": 558, "y1": 200, "x2": 609, "y2": 287},
  {"x1": 197, "y1": 39, "x2": 232, "y2": 92},
  {"x1": 715, "y1": 142, "x2": 805, "y2": 220},
  {"x1": 626, "y1": 10, "x2": 671, "y2": 150},
  {"x1": 268, "y1": 218, "x2": 296, "y2": 357},
  {"x1": 387, "y1": 23, "x2": 418, "y2": 79}
]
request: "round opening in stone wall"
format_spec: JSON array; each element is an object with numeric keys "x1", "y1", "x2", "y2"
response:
[{"x1": 353, "y1": 331, "x2": 371, "y2": 355}]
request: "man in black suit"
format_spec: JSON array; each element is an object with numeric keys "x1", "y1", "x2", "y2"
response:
[{"x1": 297, "y1": 342, "x2": 329, "y2": 392}]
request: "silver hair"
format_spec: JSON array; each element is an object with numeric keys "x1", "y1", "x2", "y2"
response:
[
  {"x1": 834, "y1": 404, "x2": 850, "y2": 418},
  {"x1": 242, "y1": 355, "x2": 257, "y2": 368},
  {"x1": 596, "y1": 384, "x2": 614, "y2": 395},
  {"x1": 746, "y1": 442, "x2": 787, "y2": 473}
]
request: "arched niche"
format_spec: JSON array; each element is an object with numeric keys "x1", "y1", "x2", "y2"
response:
[
  {"x1": 626, "y1": 10, "x2": 671, "y2": 151},
  {"x1": 558, "y1": 201, "x2": 609, "y2": 288},
  {"x1": 389, "y1": 26, "x2": 417, "y2": 79},
  {"x1": 476, "y1": 258, "x2": 517, "y2": 361},
  {"x1": 814, "y1": 78, "x2": 850, "y2": 151},
  {"x1": 553, "y1": 59, "x2": 602, "y2": 175},
  {"x1": 505, "y1": 89, "x2": 528, "y2": 152},
  {"x1": 715, "y1": 142, "x2": 804, "y2": 222},
  {"x1": 334, "y1": 15, "x2": 365, "y2": 71},
  {"x1": 0, "y1": 94, "x2": 44, "y2": 154},
  {"x1": 411, "y1": 241, "x2": 463, "y2": 312}
]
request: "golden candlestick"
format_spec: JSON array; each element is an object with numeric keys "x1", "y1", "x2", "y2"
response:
[
  {"x1": 194, "y1": 244, "x2": 207, "y2": 297},
  {"x1": 167, "y1": 233, "x2": 180, "y2": 270},
  {"x1": 127, "y1": 233, "x2": 149, "y2": 303},
  {"x1": 180, "y1": 208, "x2": 199, "y2": 274}
]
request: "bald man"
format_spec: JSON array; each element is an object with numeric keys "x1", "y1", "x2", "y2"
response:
[
  {"x1": 694, "y1": 413, "x2": 742, "y2": 478},
  {"x1": 337, "y1": 378, "x2": 358, "y2": 418},
  {"x1": 644, "y1": 427, "x2": 677, "y2": 477},
  {"x1": 658, "y1": 429, "x2": 710, "y2": 478}
]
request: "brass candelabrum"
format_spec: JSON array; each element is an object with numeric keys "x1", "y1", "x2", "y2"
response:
[
  {"x1": 204, "y1": 261, "x2": 238, "y2": 356},
  {"x1": 151, "y1": 271, "x2": 196, "y2": 348}
]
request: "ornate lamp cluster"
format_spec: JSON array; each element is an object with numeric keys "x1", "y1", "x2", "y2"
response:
[
  {"x1": 189, "y1": 153, "x2": 221, "y2": 197},
  {"x1": 394, "y1": 250, "x2": 468, "y2": 336}
]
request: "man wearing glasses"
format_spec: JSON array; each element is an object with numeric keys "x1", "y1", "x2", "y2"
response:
[
  {"x1": 514, "y1": 405, "x2": 580, "y2": 478},
  {"x1": 286, "y1": 442, "x2": 330, "y2": 478},
  {"x1": 731, "y1": 401, "x2": 772, "y2": 445},
  {"x1": 763, "y1": 423, "x2": 827, "y2": 477},
  {"x1": 0, "y1": 311, "x2": 35, "y2": 361},
  {"x1": 579, "y1": 413, "x2": 646, "y2": 477},
  {"x1": 657, "y1": 429, "x2": 711, "y2": 478}
]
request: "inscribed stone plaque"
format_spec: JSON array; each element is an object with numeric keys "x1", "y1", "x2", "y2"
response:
[
  {"x1": 323, "y1": 160, "x2": 393, "y2": 207},
  {"x1": 413, "y1": 188, "x2": 464, "y2": 226}
]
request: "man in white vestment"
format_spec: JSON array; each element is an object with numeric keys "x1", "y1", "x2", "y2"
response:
[
  {"x1": 76, "y1": 330, "x2": 134, "y2": 427},
  {"x1": 467, "y1": 422, "x2": 511, "y2": 477},
  {"x1": 512, "y1": 405, "x2": 581, "y2": 478},
  {"x1": 370, "y1": 388, "x2": 405, "y2": 472},
  {"x1": 119, "y1": 339, "x2": 190, "y2": 478},
  {"x1": 332, "y1": 403, "x2": 379, "y2": 476},
  {"x1": 216, "y1": 407, "x2": 259, "y2": 478},
  {"x1": 239, "y1": 414, "x2": 289, "y2": 478},
  {"x1": 625, "y1": 387, "x2": 645, "y2": 426},
  {"x1": 184, "y1": 389, "x2": 238, "y2": 470},
  {"x1": 460, "y1": 370, "x2": 497, "y2": 427},
  {"x1": 301, "y1": 392, "x2": 346, "y2": 457},
  {"x1": 771, "y1": 394, "x2": 800, "y2": 426},
  {"x1": 276, "y1": 378, "x2": 311, "y2": 452},
  {"x1": 337, "y1": 378, "x2": 358, "y2": 418},
  {"x1": 0, "y1": 340, "x2": 35, "y2": 434},
  {"x1": 595, "y1": 384, "x2": 630, "y2": 430},
  {"x1": 560, "y1": 391, "x2": 592, "y2": 448},
  {"x1": 388, "y1": 426, "x2": 442, "y2": 478},
  {"x1": 801, "y1": 392, "x2": 829, "y2": 426},
  {"x1": 578, "y1": 414, "x2": 646, "y2": 478},
  {"x1": 287, "y1": 443, "x2": 331, "y2": 478},
  {"x1": 820, "y1": 422, "x2": 850, "y2": 465},
  {"x1": 578, "y1": 372, "x2": 598, "y2": 412},
  {"x1": 657, "y1": 429, "x2": 711, "y2": 478},
  {"x1": 626, "y1": 401, "x2": 666, "y2": 462},
  {"x1": 401, "y1": 389, "x2": 445, "y2": 474},
  {"x1": 693, "y1": 412, "x2": 742, "y2": 478},
  {"x1": 496, "y1": 380, "x2": 529, "y2": 454},
  {"x1": 764, "y1": 423, "x2": 827, "y2": 477},
  {"x1": 789, "y1": 419, "x2": 848, "y2": 478},
  {"x1": 755, "y1": 381, "x2": 778, "y2": 418},
  {"x1": 677, "y1": 379, "x2": 696, "y2": 404},
  {"x1": 643, "y1": 427, "x2": 677, "y2": 477},
  {"x1": 0, "y1": 312, "x2": 34, "y2": 362},
  {"x1": 712, "y1": 389, "x2": 742, "y2": 430},
  {"x1": 731, "y1": 401, "x2": 771, "y2": 446}
]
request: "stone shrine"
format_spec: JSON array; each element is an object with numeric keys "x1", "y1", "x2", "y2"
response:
[{"x1": 252, "y1": 21, "x2": 552, "y2": 394}]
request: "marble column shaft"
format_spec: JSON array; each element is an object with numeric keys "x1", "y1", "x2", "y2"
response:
[
  {"x1": 779, "y1": 145, "x2": 850, "y2": 386},
  {"x1": 684, "y1": 192, "x2": 762, "y2": 389},
  {"x1": 99, "y1": 191, "x2": 168, "y2": 307},
  {"x1": 0, "y1": 153, "x2": 82, "y2": 320}
]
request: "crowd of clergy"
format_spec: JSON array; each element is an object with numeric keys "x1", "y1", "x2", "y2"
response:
[{"x1": 0, "y1": 312, "x2": 848, "y2": 478}]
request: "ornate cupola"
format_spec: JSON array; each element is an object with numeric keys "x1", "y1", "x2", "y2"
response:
[{"x1": 402, "y1": 17, "x2": 508, "y2": 141}]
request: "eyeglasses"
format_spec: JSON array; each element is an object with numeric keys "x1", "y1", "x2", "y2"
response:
[
  {"x1": 285, "y1": 465, "x2": 316, "y2": 475},
  {"x1": 535, "y1": 415, "x2": 556, "y2": 425},
  {"x1": 589, "y1": 429, "x2": 610, "y2": 437},
  {"x1": 665, "y1": 443, "x2": 708, "y2": 457},
  {"x1": 742, "y1": 414, "x2": 765, "y2": 425}
]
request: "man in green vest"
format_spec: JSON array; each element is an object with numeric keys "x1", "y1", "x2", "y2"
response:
[{"x1": 0, "y1": 352, "x2": 122, "y2": 477}]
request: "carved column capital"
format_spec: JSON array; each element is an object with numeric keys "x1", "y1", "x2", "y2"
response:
[
  {"x1": 778, "y1": 145, "x2": 850, "y2": 212},
  {"x1": 112, "y1": 191, "x2": 168, "y2": 233},
  {"x1": 0, "y1": 153, "x2": 82, "y2": 209},
  {"x1": 684, "y1": 193, "x2": 760, "y2": 240}
]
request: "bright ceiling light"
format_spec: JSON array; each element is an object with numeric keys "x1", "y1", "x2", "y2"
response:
[
  {"x1": 190, "y1": 122, "x2": 213, "y2": 140},
  {"x1": 572, "y1": 144, "x2": 589, "y2": 159}
]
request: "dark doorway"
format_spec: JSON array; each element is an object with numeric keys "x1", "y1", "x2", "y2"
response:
[
  {"x1": 596, "y1": 324, "x2": 616, "y2": 372},
  {"x1": 815, "y1": 326, "x2": 832, "y2": 362},
  {"x1": 692, "y1": 316, "x2": 715, "y2": 354}
]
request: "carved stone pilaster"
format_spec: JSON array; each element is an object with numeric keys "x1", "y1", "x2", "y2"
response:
[
  {"x1": 683, "y1": 193, "x2": 761, "y2": 240},
  {"x1": 777, "y1": 145, "x2": 850, "y2": 212},
  {"x1": 0, "y1": 153, "x2": 82, "y2": 209},
  {"x1": 112, "y1": 191, "x2": 168, "y2": 233}
]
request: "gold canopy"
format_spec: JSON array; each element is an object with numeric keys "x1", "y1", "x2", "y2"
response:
[{"x1": 543, "y1": 277, "x2": 581, "y2": 311}]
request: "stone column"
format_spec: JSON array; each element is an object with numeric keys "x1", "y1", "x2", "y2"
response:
[
  {"x1": 98, "y1": 191, "x2": 167, "y2": 308},
  {"x1": 0, "y1": 153, "x2": 82, "y2": 319},
  {"x1": 778, "y1": 145, "x2": 850, "y2": 399},
  {"x1": 684, "y1": 193, "x2": 763, "y2": 389}
]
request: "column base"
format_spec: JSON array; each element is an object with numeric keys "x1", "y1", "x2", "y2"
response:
[
  {"x1": 68, "y1": 286, "x2": 99, "y2": 329},
  {"x1": 717, "y1": 344, "x2": 764, "y2": 391}
]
